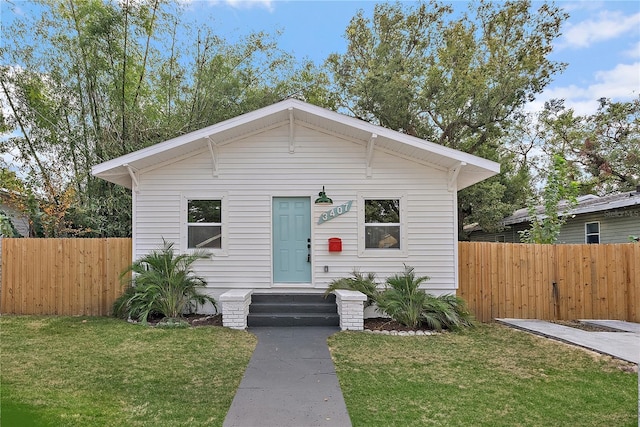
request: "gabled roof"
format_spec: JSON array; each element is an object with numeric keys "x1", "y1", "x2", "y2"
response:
[
  {"x1": 92, "y1": 98, "x2": 500, "y2": 189},
  {"x1": 502, "y1": 190, "x2": 640, "y2": 226}
]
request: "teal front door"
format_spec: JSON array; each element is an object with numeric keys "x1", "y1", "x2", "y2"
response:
[{"x1": 273, "y1": 197, "x2": 311, "y2": 283}]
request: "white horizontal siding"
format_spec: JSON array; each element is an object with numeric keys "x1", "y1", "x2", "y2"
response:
[{"x1": 134, "y1": 123, "x2": 458, "y2": 293}]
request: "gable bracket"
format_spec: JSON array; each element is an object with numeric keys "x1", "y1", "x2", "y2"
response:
[
  {"x1": 205, "y1": 136, "x2": 219, "y2": 177},
  {"x1": 447, "y1": 161, "x2": 466, "y2": 192},
  {"x1": 123, "y1": 163, "x2": 139, "y2": 192},
  {"x1": 288, "y1": 107, "x2": 295, "y2": 154},
  {"x1": 366, "y1": 133, "x2": 377, "y2": 178}
]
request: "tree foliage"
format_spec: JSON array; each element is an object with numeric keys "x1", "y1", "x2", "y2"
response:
[
  {"x1": 1, "y1": 0, "x2": 331, "y2": 236},
  {"x1": 326, "y1": 0, "x2": 567, "y2": 234},
  {"x1": 511, "y1": 97, "x2": 638, "y2": 195},
  {"x1": 519, "y1": 153, "x2": 578, "y2": 244},
  {"x1": 3, "y1": 0, "x2": 631, "y2": 241},
  {"x1": 572, "y1": 98, "x2": 639, "y2": 194},
  {"x1": 0, "y1": 210, "x2": 20, "y2": 237}
]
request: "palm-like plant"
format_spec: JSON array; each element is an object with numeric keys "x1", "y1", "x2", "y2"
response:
[
  {"x1": 113, "y1": 240, "x2": 216, "y2": 323},
  {"x1": 421, "y1": 294, "x2": 473, "y2": 331},
  {"x1": 324, "y1": 270, "x2": 380, "y2": 307},
  {"x1": 376, "y1": 265, "x2": 429, "y2": 329},
  {"x1": 376, "y1": 265, "x2": 475, "y2": 330}
]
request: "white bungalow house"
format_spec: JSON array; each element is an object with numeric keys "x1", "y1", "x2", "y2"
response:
[{"x1": 92, "y1": 99, "x2": 499, "y2": 329}]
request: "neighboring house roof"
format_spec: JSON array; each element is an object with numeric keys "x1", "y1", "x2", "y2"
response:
[
  {"x1": 502, "y1": 190, "x2": 640, "y2": 226},
  {"x1": 92, "y1": 98, "x2": 500, "y2": 190}
]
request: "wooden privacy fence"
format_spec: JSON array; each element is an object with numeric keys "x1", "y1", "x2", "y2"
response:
[
  {"x1": 1, "y1": 238, "x2": 131, "y2": 316},
  {"x1": 458, "y1": 242, "x2": 640, "y2": 323},
  {"x1": 2, "y1": 238, "x2": 639, "y2": 320}
]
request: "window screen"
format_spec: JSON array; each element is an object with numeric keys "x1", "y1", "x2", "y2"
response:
[
  {"x1": 364, "y1": 199, "x2": 400, "y2": 249},
  {"x1": 187, "y1": 200, "x2": 222, "y2": 248},
  {"x1": 585, "y1": 222, "x2": 600, "y2": 244}
]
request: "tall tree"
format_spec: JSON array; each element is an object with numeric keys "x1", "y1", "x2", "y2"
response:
[
  {"x1": 575, "y1": 98, "x2": 639, "y2": 193},
  {"x1": 326, "y1": 0, "x2": 567, "y2": 235},
  {"x1": 1, "y1": 0, "x2": 329, "y2": 236},
  {"x1": 526, "y1": 97, "x2": 639, "y2": 197}
]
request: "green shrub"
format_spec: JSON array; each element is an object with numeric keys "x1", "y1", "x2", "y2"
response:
[
  {"x1": 376, "y1": 265, "x2": 429, "y2": 329},
  {"x1": 376, "y1": 265, "x2": 474, "y2": 330},
  {"x1": 113, "y1": 240, "x2": 216, "y2": 323},
  {"x1": 421, "y1": 293, "x2": 474, "y2": 331},
  {"x1": 324, "y1": 270, "x2": 380, "y2": 307}
]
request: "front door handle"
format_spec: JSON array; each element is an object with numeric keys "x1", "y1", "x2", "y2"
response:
[{"x1": 307, "y1": 238, "x2": 311, "y2": 262}]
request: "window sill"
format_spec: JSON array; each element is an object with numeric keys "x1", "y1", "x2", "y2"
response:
[
  {"x1": 185, "y1": 248, "x2": 228, "y2": 257},
  {"x1": 358, "y1": 249, "x2": 408, "y2": 258}
]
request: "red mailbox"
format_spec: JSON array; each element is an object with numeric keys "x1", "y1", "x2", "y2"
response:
[{"x1": 328, "y1": 237, "x2": 342, "y2": 252}]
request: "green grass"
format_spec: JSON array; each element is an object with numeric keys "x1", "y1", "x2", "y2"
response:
[
  {"x1": 3, "y1": 317, "x2": 637, "y2": 426},
  {"x1": 0, "y1": 316, "x2": 256, "y2": 427},
  {"x1": 329, "y1": 323, "x2": 638, "y2": 427}
]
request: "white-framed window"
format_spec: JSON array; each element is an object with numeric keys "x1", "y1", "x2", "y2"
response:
[
  {"x1": 182, "y1": 193, "x2": 228, "y2": 255},
  {"x1": 585, "y1": 222, "x2": 600, "y2": 244},
  {"x1": 358, "y1": 194, "x2": 407, "y2": 257}
]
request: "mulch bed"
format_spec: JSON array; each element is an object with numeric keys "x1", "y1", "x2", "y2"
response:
[
  {"x1": 142, "y1": 314, "x2": 223, "y2": 327},
  {"x1": 186, "y1": 313, "x2": 223, "y2": 327},
  {"x1": 144, "y1": 315, "x2": 424, "y2": 331},
  {"x1": 364, "y1": 317, "x2": 438, "y2": 332},
  {"x1": 550, "y1": 320, "x2": 619, "y2": 332}
]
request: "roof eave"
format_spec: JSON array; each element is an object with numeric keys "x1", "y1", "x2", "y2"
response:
[{"x1": 91, "y1": 99, "x2": 501, "y2": 190}]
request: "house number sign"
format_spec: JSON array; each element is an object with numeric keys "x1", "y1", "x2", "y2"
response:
[{"x1": 318, "y1": 201, "x2": 353, "y2": 225}]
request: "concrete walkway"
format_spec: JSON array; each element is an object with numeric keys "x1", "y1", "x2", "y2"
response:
[
  {"x1": 496, "y1": 319, "x2": 640, "y2": 364},
  {"x1": 223, "y1": 327, "x2": 352, "y2": 427}
]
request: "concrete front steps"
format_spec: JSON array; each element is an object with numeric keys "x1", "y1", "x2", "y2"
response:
[{"x1": 247, "y1": 293, "x2": 339, "y2": 327}]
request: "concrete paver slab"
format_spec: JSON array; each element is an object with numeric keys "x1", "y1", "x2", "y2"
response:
[
  {"x1": 496, "y1": 319, "x2": 640, "y2": 364},
  {"x1": 223, "y1": 327, "x2": 351, "y2": 427}
]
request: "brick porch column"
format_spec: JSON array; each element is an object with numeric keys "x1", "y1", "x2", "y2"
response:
[
  {"x1": 220, "y1": 289, "x2": 253, "y2": 330},
  {"x1": 333, "y1": 290, "x2": 367, "y2": 331}
]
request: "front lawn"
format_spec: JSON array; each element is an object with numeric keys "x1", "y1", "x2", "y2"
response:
[
  {"x1": 329, "y1": 323, "x2": 638, "y2": 427},
  {"x1": 0, "y1": 316, "x2": 256, "y2": 427}
]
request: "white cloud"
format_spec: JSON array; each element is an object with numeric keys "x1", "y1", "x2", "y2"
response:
[
  {"x1": 590, "y1": 62, "x2": 640, "y2": 99},
  {"x1": 180, "y1": 0, "x2": 273, "y2": 12},
  {"x1": 527, "y1": 62, "x2": 640, "y2": 115},
  {"x1": 623, "y1": 41, "x2": 640, "y2": 59},
  {"x1": 559, "y1": 11, "x2": 640, "y2": 49},
  {"x1": 225, "y1": 0, "x2": 273, "y2": 11}
]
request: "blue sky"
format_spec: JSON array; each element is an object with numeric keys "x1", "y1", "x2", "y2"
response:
[
  {"x1": 2, "y1": 0, "x2": 639, "y2": 115},
  {"x1": 179, "y1": 0, "x2": 640, "y2": 115}
]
